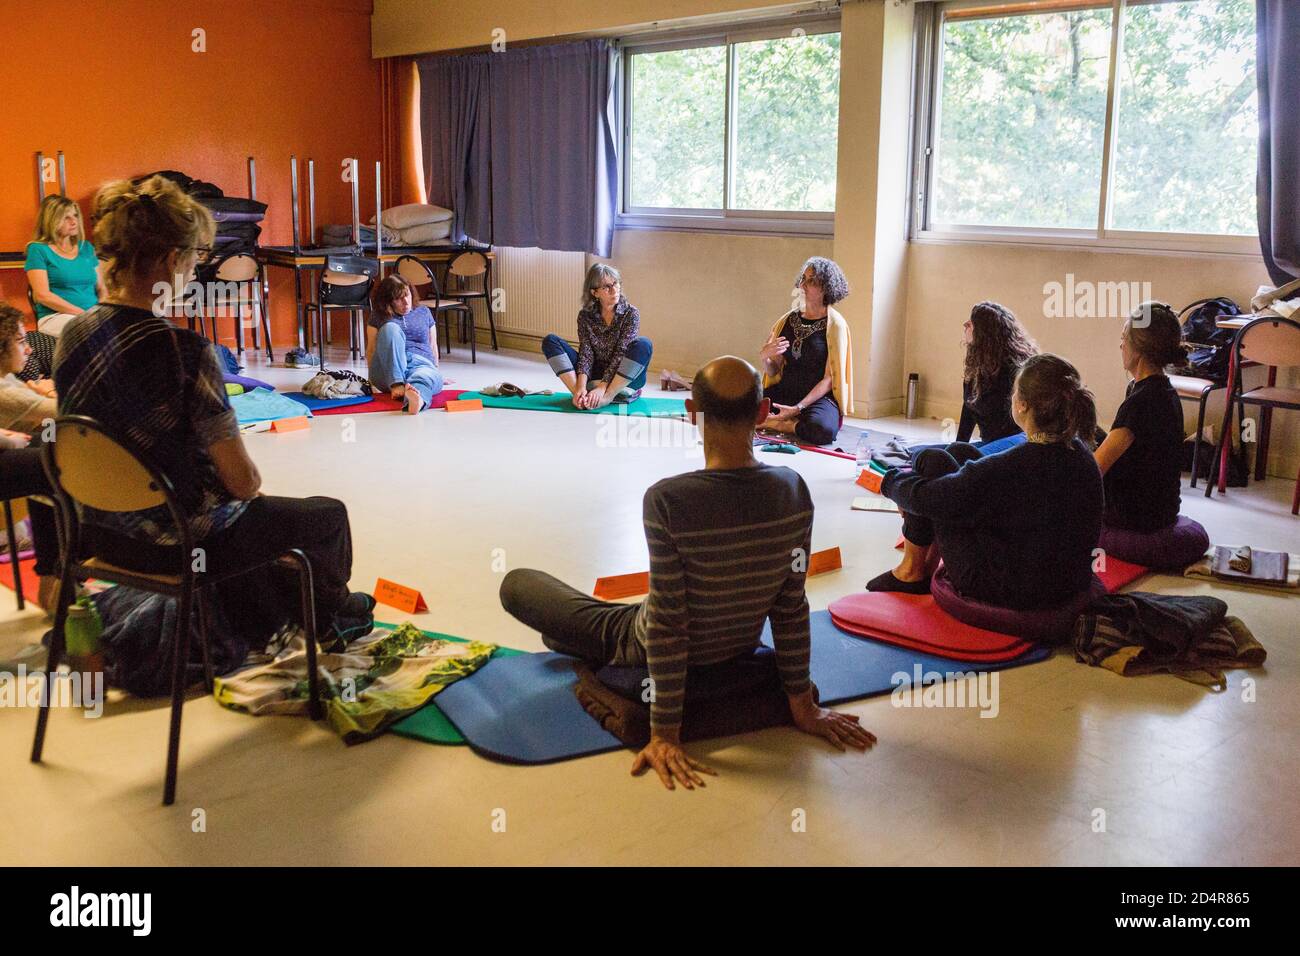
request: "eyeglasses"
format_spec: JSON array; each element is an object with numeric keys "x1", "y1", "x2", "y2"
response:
[
  {"x1": 594, "y1": 282, "x2": 620, "y2": 293},
  {"x1": 797, "y1": 275, "x2": 821, "y2": 288}
]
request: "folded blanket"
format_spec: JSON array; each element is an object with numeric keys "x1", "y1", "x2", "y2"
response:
[
  {"x1": 301, "y1": 369, "x2": 372, "y2": 400},
  {"x1": 215, "y1": 622, "x2": 496, "y2": 744},
  {"x1": 373, "y1": 203, "x2": 454, "y2": 230},
  {"x1": 229, "y1": 390, "x2": 312, "y2": 424},
  {"x1": 398, "y1": 220, "x2": 452, "y2": 245},
  {"x1": 1073, "y1": 592, "x2": 1265, "y2": 689},
  {"x1": 322, "y1": 223, "x2": 401, "y2": 244}
]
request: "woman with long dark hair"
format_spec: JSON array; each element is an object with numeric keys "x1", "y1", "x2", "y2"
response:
[{"x1": 956, "y1": 301, "x2": 1039, "y2": 447}]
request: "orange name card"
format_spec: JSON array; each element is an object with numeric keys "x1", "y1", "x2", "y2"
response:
[
  {"x1": 445, "y1": 398, "x2": 484, "y2": 412},
  {"x1": 593, "y1": 571, "x2": 650, "y2": 600},
  {"x1": 374, "y1": 578, "x2": 429, "y2": 613},
  {"x1": 271, "y1": 416, "x2": 310, "y2": 432},
  {"x1": 807, "y1": 547, "x2": 843, "y2": 577},
  {"x1": 855, "y1": 468, "x2": 883, "y2": 494}
]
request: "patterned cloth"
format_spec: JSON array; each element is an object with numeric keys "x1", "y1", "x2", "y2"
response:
[
  {"x1": 53, "y1": 304, "x2": 248, "y2": 545},
  {"x1": 214, "y1": 622, "x2": 496, "y2": 744},
  {"x1": 575, "y1": 297, "x2": 640, "y2": 381}
]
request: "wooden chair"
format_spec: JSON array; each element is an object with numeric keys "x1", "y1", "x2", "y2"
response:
[
  {"x1": 394, "y1": 255, "x2": 474, "y2": 362},
  {"x1": 32, "y1": 416, "x2": 324, "y2": 805},
  {"x1": 1205, "y1": 316, "x2": 1300, "y2": 513},
  {"x1": 445, "y1": 251, "x2": 498, "y2": 351}
]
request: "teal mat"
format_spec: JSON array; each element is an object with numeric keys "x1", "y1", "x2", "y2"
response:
[
  {"x1": 458, "y1": 391, "x2": 686, "y2": 418},
  {"x1": 384, "y1": 622, "x2": 526, "y2": 745}
]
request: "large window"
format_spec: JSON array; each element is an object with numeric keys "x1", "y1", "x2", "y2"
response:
[
  {"x1": 623, "y1": 22, "x2": 841, "y2": 232},
  {"x1": 915, "y1": 0, "x2": 1257, "y2": 250}
]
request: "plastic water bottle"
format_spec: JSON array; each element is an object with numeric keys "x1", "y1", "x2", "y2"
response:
[
  {"x1": 855, "y1": 433, "x2": 872, "y2": 476},
  {"x1": 65, "y1": 598, "x2": 105, "y2": 677}
]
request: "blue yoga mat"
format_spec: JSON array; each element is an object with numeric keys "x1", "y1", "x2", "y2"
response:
[
  {"x1": 432, "y1": 611, "x2": 1052, "y2": 765},
  {"x1": 281, "y1": 391, "x2": 372, "y2": 412}
]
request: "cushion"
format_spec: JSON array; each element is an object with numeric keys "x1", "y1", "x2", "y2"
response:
[
  {"x1": 399, "y1": 220, "x2": 452, "y2": 245},
  {"x1": 930, "y1": 566, "x2": 1104, "y2": 644},
  {"x1": 376, "y1": 203, "x2": 454, "y2": 230},
  {"x1": 1098, "y1": 515, "x2": 1210, "y2": 571}
]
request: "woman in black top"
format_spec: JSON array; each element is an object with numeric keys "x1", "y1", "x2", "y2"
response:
[
  {"x1": 869, "y1": 354, "x2": 1103, "y2": 610},
  {"x1": 1094, "y1": 303, "x2": 1187, "y2": 533},
  {"x1": 955, "y1": 301, "x2": 1038, "y2": 446}
]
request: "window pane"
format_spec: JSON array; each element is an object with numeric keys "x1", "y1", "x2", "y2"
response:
[
  {"x1": 1109, "y1": 0, "x2": 1256, "y2": 235},
  {"x1": 732, "y1": 32, "x2": 841, "y2": 212},
  {"x1": 628, "y1": 46, "x2": 726, "y2": 209},
  {"x1": 931, "y1": 9, "x2": 1112, "y2": 229}
]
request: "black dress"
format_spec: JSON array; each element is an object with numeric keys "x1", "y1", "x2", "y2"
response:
[{"x1": 767, "y1": 313, "x2": 840, "y2": 446}]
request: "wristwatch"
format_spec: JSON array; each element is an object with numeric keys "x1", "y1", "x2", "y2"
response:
[{"x1": 796, "y1": 402, "x2": 805, "y2": 413}]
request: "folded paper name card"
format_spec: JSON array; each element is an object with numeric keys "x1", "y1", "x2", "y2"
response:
[
  {"x1": 374, "y1": 577, "x2": 429, "y2": 613},
  {"x1": 593, "y1": 571, "x2": 650, "y2": 600},
  {"x1": 855, "y1": 469, "x2": 883, "y2": 494},
  {"x1": 271, "y1": 416, "x2": 310, "y2": 432},
  {"x1": 807, "y1": 547, "x2": 843, "y2": 576},
  {"x1": 445, "y1": 398, "x2": 484, "y2": 412}
]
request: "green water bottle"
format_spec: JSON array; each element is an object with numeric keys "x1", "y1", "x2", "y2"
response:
[{"x1": 65, "y1": 599, "x2": 105, "y2": 676}]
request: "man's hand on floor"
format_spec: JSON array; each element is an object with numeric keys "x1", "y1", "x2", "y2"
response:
[
  {"x1": 632, "y1": 735, "x2": 717, "y2": 791},
  {"x1": 789, "y1": 692, "x2": 877, "y2": 752}
]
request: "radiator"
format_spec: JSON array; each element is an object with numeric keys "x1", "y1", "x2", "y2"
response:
[{"x1": 492, "y1": 246, "x2": 585, "y2": 340}]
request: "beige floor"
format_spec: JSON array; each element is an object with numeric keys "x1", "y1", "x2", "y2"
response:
[{"x1": 2, "y1": 341, "x2": 1298, "y2": 866}]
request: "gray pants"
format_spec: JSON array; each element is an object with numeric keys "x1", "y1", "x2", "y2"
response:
[{"x1": 499, "y1": 568, "x2": 647, "y2": 668}]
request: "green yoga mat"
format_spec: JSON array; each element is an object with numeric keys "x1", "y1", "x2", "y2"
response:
[
  {"x1": 458, "y1": 391, "x2": 687, "y2": 418},
  {"x1": 383, "y1": 623, "x2": 527, "y2": 745}
]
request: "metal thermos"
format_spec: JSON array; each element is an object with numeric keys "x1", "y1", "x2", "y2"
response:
[{"x1": 905, "y1": 373, "x2": 919, "y2": 420}]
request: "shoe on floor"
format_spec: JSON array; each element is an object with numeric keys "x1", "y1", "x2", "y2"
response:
[{"x1": 320, "y1": 592, "x2": 376, "y2": 652}]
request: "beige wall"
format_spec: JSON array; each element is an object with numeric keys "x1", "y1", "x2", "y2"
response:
[
  {"x1": 593, "y1": 229, "x2": 832, "y2": 377},
  {"x1": 372, "y1": 0, "x2": 816, "y2": 56}
]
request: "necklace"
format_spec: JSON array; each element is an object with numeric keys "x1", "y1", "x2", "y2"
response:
[{"x1": 788, "y1": 313, "x2": 827, "y2": 361}]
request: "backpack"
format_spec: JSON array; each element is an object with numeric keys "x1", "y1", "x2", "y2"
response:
[{"x1": 1177, "y1": 297, "x2": 1241, "y2": 383}]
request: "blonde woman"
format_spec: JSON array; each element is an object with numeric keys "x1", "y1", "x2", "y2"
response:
[
  {"x1": 53, "y1": 176, "x2": 372, "y2": 651},
  {"x1": 25, "y1": 194, "x2": 104, "y2": 338}
]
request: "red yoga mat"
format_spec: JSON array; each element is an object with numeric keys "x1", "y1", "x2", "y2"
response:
[
  {"x1": 828, "y1": 591, "x2": 1036, "y2": 663},
  {"x1": 0, "y1": 556, "x2": 40, "y2": 604},
  {"x1": 311, "y1": 389, "x2": 467, "y2": 415}
]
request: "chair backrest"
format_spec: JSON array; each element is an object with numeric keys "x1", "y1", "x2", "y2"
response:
[
  {"x1": 394, "y1": 254, "x2": 441, "y2": 299},
  {"x1": 319, "y1": 255, "x2": 379, "y2": 307},
  {"x1": 44, "y1": 418, "x2": 171, "y2": 513},
  {"x1": 447, "y1": 252, "x2": 487, "y2": 292},
  {"x1": 1238, "y1": 317, "x2": 1300, "y2": 369},
  {"x1": 213, "y1": 253, "x2": 259, "y2": 282}
]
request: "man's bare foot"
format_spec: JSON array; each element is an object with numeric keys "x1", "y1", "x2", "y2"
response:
[
  {"x1": 404, "y1": 387, "x2": 425, "y2": 415},
  {"x1": 389, "y1": 383, "x2": 406, "y2": 401}
]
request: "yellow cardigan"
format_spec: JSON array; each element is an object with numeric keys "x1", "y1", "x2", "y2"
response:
[{"x1": 762, "y1": 306, "x2": 854, "y2": 417}]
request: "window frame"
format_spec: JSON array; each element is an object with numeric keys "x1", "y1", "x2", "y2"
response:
[
  {"x1": 617, "y1": 16, "x2": 842, "y2": 237},
  {"x1": 910, "y1": 0, "x2": 1260, "y2": 256}
]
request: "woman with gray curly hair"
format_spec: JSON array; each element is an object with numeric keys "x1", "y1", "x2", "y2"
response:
[{"x1": 758, "y1": 256, "x2": 855, "y2": 445}]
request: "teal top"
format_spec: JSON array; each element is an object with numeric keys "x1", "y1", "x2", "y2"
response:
[{"x1": 24, "y1": 240, "x2": 99, "y2": 319}]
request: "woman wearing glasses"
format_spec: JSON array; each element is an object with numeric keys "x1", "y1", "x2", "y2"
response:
[
  {"x1": 51, "y1": 176, "x2": 373, "y2": 653},
  {"x1": 758, "y1": 256, "x2": 854, "y2": 445},
  {"x1": 542, "y1": 263, "x2": 652, "y2": 409}
]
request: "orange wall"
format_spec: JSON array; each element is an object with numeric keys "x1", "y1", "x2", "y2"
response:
[{"x1": 0, "y1": 0, "x2": 382, "y2": 347}]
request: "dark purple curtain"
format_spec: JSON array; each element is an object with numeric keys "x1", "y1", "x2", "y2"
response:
[
  {"x1": 419, "y1": 39, "x2": 618, "y2": 256},
  {"x1": 1257, "y1": 0, "x2": 1300, "y2": 284},
  {"x1": 419, "y1": 53, "x2": 492, "y2": 247}
]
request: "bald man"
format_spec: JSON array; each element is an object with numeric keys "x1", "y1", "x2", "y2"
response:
[{"x1": 500, "y1": 356, "x2": 874, "y2": 790}]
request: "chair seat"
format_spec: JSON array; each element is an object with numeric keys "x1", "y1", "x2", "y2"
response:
[
  {"x1": 1168, "y1": 373, "x2": 1216, "y2": 398},
  {"x1": 81, "y1": 556, "x2": 181, "y2": 586},
  {"x1": 419, "y1": 297, "x2": 470, "y2": 311},
  {"x1": 1239, "y1": 385, "x2": 1300, "y2": 407}
]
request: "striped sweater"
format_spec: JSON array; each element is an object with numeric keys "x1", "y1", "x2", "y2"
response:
[{"x1": 635, "y1": 464, "x2": 814, "y2": 734}]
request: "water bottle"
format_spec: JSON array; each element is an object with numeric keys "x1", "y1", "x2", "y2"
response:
[
  {"x1": 65, "y1": 598, "x2": 105, "y2": 677},
  {"x1": 854, "y1": 432, "x2": 872, "y2": 476},
  {"x1": 905, "y1": 373, "x2": 919, "y2": 420}
]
